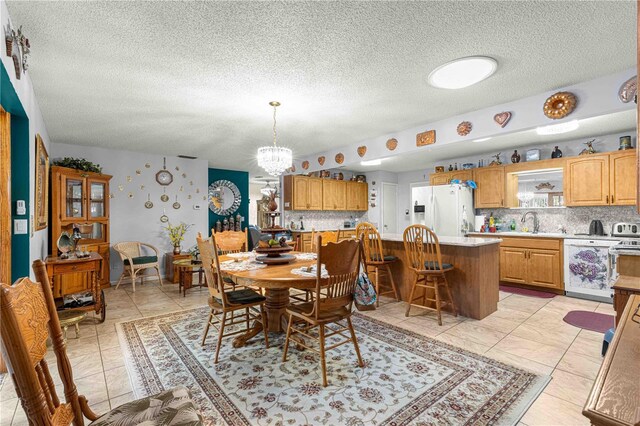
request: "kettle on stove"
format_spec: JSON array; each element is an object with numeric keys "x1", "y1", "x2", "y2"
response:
[{"x1": 589, "y1": 220, "x2": 605, "y2": 236}]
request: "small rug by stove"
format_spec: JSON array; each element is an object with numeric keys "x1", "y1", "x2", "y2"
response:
[
  {"x1": 116, "y1": 308, "x2": 550, "y2": 425},
  {"x1": 499, "y1": 285, "x2": 556, "y2": 299},
  {"x1": 563, "y1": 310, "x2": 614, "y2": 333}
]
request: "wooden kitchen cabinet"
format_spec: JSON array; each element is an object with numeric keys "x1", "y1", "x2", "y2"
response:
[
  {"x1": 346, "y1": 182, "x2": 368, "y2": 210},
  {"x1": 565, "y1": 155, "x2": 610, "y2": 206},
  {"x1": 284, "y1": 175, "x2": 323, "y2": 210},
  {"x1": 292, "y1": 176, "x2": 309, "y2": 210},
  {"x1": 499, "y1": 247, "x2": 528, "y2": 283},
  {"x1": 528, "y1": 249, "x2": 562, "y2": 288},
  {"x1": 473, "y1": 167, "x2": 505, "y2": 208},
  {"x1": 429, "y1": 170, "x2": 473, "y2": 186},
  {"x1": 609, "y1": 150, "x2": 637, "y2": 206},
  {"x1": 322, "y1": 180, "x2": 346, "y2": 210}
]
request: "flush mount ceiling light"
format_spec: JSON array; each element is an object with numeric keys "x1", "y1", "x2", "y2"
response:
[
  {"x1": 257, "y1": 101, "x2": 293, "y2": 176},
  {"x1": 472, "y1": 137, "x2": 492, "y2": 143},
  {"x1": 360, "y1": 159, "x2": 382, "y2": 166},
  {"x1": 536, "y1": 120, "x2": 579, "y2": 136},
  {"x1": 428, "y1": 56, "x2": 498, "y2": 89}
]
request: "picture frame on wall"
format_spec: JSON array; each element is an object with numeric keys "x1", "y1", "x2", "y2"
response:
[{"x1": 34, "y1": 134, "x2": 49, "y2": 230}]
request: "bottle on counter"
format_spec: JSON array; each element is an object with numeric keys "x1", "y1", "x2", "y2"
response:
[
  {"x1": 454, "y1": 163, "x2": 458, "y2": 170},
  {"x1": 510, "y1": 219, "x2": 516, "y2": 231}
]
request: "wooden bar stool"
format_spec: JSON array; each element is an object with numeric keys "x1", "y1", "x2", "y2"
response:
[
  {"x1": 402, "y1": 224, "x2": 457, "y2": 325},
  {"x1": 356, "y1": 222, "x2": 400, "y2": 306}
]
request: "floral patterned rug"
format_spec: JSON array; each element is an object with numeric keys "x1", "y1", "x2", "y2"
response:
[{"x1": 116, "y1": 308, "x2": 549, "y2": 425}]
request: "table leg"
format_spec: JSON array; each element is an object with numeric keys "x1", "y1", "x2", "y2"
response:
[
  {"x1": 265, "y1": 288, "x2": 290, "y2": 333},
  {"x1": 232, "y1": 320, "x2": 263, "y2": 348}
]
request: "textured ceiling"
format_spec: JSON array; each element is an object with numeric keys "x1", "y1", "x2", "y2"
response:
[{"x1": 6, "y1": 1, "x2": 637, "y2": 174}]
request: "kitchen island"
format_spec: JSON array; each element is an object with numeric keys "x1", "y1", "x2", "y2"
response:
[{"x1": 379, "y1": 234, "x2": 502, "y2": 320}]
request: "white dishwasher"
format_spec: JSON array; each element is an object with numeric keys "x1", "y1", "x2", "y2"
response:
[{"x1": 564, "y1": 238, "x2": 618, "y2": 303}]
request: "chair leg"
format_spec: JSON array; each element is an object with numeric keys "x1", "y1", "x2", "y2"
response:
[
  {"x1": 260, "y1": 304, "x2": 269, "y2": 349},
  {"x1": 201, "y1": 309, "x2": 214, "y2": 346},
  {"x1": 130, "y1": 267, "x2": 137, "y2": 292},
  {"x1": 443, "y1": 274, "x2": 457, "y2": 317},
  {"x1": 214, "y1": 312, "x2": 227, "y2": 364},
  {"x1": 245, "y1": 307, "x2": 250, "y2": 330},
  {"x1": 156, "y1": 267, "x2": 163, "y2": 287},
  {"x1": 282, "y1": 313, "x2": 294, "y2": 362},
  {"x1": 386, "y1": 264, "x2": 400, "y2": 302},
  {"x1": 433, "y1": 278, "x2": 442, "y2": 326},
  {"x1": 319, "y1": 324, "x2": 328, "y2": 387},
  {"x1": 375, "y1": 267, "x2": 380, "y2": 307},
  {"x1": 405, "y1": 275, "x2": 418, "y2": 317},
  {"x1": 115, "y1": 270, "x2": 126, "y2": 290},
  {"x1": 347, "y1": 317, "x2": 364, "y2": 368}
]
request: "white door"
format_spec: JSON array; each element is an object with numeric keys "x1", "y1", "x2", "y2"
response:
[{"x1": 381, "y1": 183, "x2": 398, "y2": 234}]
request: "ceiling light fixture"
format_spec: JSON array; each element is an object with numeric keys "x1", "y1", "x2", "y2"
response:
[
  {"x1": 257, "y1": 101, "x2": 293, "y2": 176},
  {"x1": 428, "y1": 56, "x2": 498, "y2": 89},
  {"x1": 260, "y1": 181, "x2": 277, "y2": 196},
  {"x1": 472, "y1": 137, "x2": 492, "y2": 143},
  {"x1": 536, "y1": 120, "x2": 579, "y2": 136},
  {"x1": 360, "y1": 159, "x2": 382, "y2": 166}
]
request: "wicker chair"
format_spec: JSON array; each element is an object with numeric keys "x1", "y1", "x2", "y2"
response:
[
  {"x1": 0, "y1": 260, "x2": 203, "y2": 426},
  {"x1": 113, "y1": 241, "x2": 163, "y2": 292}
]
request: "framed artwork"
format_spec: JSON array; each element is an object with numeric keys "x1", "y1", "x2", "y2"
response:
[{"x1": 34, "y1": 134, "x2": 49, "y2": 230}]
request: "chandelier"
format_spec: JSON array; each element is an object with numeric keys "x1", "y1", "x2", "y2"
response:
[{"x1": 257, "y1": 101, "x2": 293, "y2": 176}]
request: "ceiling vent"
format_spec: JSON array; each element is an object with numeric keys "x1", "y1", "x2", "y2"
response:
[{"x1": 178, "y1": 155, "x2": 197, "y2": 159}]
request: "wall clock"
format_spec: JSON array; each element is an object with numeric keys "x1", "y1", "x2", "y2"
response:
[
  {"x1": 156, "y1": 157, "x2": 173, "y2": 186},
  {"x1": 208, "y1": 180, "x2": 241, "y2": 216}
]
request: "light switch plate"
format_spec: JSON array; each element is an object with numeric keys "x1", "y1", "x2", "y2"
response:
[{"x1": 14, "y1": 219, "x2": 28, "y2": 234}]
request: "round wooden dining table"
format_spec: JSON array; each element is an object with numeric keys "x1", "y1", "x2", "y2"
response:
[{"x1": 218, "y1": 253, "x2": 318, "y2": 345}]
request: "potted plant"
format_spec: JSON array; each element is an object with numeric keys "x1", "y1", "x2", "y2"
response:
[{"x1": 164, "y1": 222, "x2": 193, "y2": 254}]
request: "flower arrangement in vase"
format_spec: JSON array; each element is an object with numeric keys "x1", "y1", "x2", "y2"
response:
[{"x1": 164, "y1": 222, "x2": 193, "y2": 254}]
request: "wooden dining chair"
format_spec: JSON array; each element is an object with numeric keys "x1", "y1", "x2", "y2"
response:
[
  {"x1": 356, "y1": 222, "x2": 400, "y2": 306},
  {"x1": 0, "y1": 260, "x2": 203, "y2": 426},
  {"x1": 196, "y1": 233, "x2": 269, "y2": 363},
  {"x1": 402, "y1": 224, "x2": 457, "y2": 325},
  {"x1": 310, "y1": 229, "x2": 339, "y2": 252},
  {"x1": 282, "y1": 237, "x2": 364, "y2": 387},
  {"x1": 212, "y1": 228, "x2": 248, "y2": 254},
  {"x1": 113, "y1": 241, "x2": 163, "y2": 292}
]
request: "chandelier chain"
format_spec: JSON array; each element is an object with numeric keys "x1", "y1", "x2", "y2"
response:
[{"x1": 272, "y1": 104, "x2": 277, "y2": 146}]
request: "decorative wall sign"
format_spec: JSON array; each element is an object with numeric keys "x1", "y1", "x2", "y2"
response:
[
  {"x1": 386, "y1": 138, "x2": 398, "y2": 151},
  {"x1": 301, "y1": 161, "x2": 309, "y2": 170},
  {"x1": 318, "y1": 156, "x2": 325, "y2": 166},
  {"x1": 208, "y1": 179, "x2": 242, "y2": 216},
  {"x1": 456, "y1": 122, "x2": 472, "y2": 136},
  {"x1": 416, "y1": 130, "x2": 436, "y2": 146},
  {"x1": 493, "y1": 112, "x2": 512, "y2": 128},
  {"x1": 335, "y1": 153, "x2": 344, "y2": 164},
  {"x1": 543, "y1": 91, "x2": 576, "y2": 119},
  {"x1": 34, "y1": 134, "x2": 49, "y2": 231},
  {"x1": 357, "y1": 146, "x2": 367, "y2": 157},
  {"x1": 618, "y1": 75, "x2": 637, "y2": 103}
]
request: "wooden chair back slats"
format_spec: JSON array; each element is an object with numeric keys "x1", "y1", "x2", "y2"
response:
[
  {"x1": 211, "y1": 229, "x2": 247, "y2": 254},
  {"x1": 355, "y1": 222, "x2": 385, "y2": 264},
  {"x1": 196, "y1": 233, "x2": 227, "y2": 305},
  {"x1": 403, "y1": 225, "x2": 445, "y2": 272},
  {"x1": 0, "y1": 259, "x2": 88, "y2": 426},
  {"x1": 310, "y1": 229, "x2": 339, "y2": 252},
  {"x1": 310, "y1": 237, "x2": 360, "y2": 320}
]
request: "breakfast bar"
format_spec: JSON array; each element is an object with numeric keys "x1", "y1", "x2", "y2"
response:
[{"x1": 380, "y1": 234, "x2": 502, "y2": 320}]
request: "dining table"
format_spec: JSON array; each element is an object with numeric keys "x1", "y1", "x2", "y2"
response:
[{"x1": 218, "y1": 252, "x2": 319, "y2": 347}]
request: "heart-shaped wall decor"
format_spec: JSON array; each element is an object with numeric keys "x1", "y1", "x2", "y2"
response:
[
  {"x1": 493, "y1": 112, "x2": 512, "y2": 128},
  {"x1": 301, "y1": 161, "x2": 309, "y2": 170},
  {"x1": 357, "y1": 146, "x2": 367, "y2": 157},
  {"x1": 335, "y1": 153, "x2": 344, "y2": 164},
  {"x1": 318, "y1": 156, "x2": 325, "y2": 166}
]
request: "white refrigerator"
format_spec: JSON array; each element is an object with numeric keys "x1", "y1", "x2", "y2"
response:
[{"x1": 411, "y1": 184, "x2": 474, "y2": 237}]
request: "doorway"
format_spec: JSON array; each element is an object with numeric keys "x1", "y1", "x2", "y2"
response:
[{"x1": 381, "y1": 182, "x2": 398, "y2": 234}]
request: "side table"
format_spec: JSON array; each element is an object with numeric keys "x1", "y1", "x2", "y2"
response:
[
  {"x1": 165, "y1": 252, "x2": 191, "y2": 283},
  {"x1": 173, "y1": 259, "x2": 206, "y2": 297}
]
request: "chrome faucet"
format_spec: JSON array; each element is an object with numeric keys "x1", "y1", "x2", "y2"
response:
[{"x1": 521, "y1": 211, "x2": 539, "y2": 234}]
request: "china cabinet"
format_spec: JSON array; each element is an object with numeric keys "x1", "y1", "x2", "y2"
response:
[{"x1": 50, "y1": 166, "x2": 112, "y2": 288}]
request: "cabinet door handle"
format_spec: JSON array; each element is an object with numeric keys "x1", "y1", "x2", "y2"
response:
[
  {"x1": 611, "y1": 195, "x2": 614, "y2": 204},
  {"x1": 606, "y1": 195, "x2": 609, "y2": 204}
]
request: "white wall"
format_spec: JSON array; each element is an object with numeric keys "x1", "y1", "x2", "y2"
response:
[
  {"x1": 51, "y1": 143, "x2": 209, "y2": 280},
  {"x1": 1, "y1": 0, "x2": 52, "y2": 277}
]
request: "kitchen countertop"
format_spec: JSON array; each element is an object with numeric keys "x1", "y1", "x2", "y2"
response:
[
  {"x1": 467, "y1": 231, "x2": 626, "y2": 240},
  {"x1": 609, "y1": 248, "x2": 640, "y2": 256},
  {"x1": 289, "y1": 228, "x2": 356, "y2": 233},
  {"x1": 380, "y1": 233, "x2": 501, "y2": 247}
]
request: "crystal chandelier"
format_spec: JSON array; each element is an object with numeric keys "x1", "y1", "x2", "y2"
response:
[{"x1": 257, "y1": 101, "x2": 292, "y2": 176}]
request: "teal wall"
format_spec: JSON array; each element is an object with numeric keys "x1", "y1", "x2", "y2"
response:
[
  {"x1": 208, "y1": 168, "x2": 249, "y2": 231},
  {"x1": 1, "y1": 62, "x2": 31, "y2": 281}
]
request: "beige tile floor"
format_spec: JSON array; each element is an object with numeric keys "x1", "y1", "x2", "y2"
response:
[{"x1": 0, "y1": 281, "x2": 612, "y2": 426}]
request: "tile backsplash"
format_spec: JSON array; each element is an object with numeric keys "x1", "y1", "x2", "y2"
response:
[
  {"x1": 477, "y1": 206, "x2": 640, "y2": 235},
  {"x1": 283, "y1": 210, "x2": 369, "y2": 231}
]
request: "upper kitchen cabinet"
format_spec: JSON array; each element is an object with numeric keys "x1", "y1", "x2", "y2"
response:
[
  {"x1": 473, "y1": 167, "x2": 505, "y2": 208},
  {"x1": 565, "y1": 151, "x2": 636, "y2": 206},
  {"x1": 283, "y1": 175, "x2": 367, "y2": 211},
  {"x1": 323, "y1": 179, "x2": 346, "y2": 210},
  {"x1": 284, "y1": 175, "x2": 323, "y2": 210},
  {"x1": 346, "y1": 181, "x2": 368, "y2": 211},
  {"x1": 429, "y1": 170, "x2": 473, "y2": 186}
]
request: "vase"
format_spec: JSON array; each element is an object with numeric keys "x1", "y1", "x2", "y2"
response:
[
  {"x1": 551, "y1": 146, "x2": 563, "y2": 158},
  {"x1": 511, "y1": 150, "x2": 521, "y2": 163},
  {"x1": 173, "y1": 245, "x2": 181, "y2": 255}
]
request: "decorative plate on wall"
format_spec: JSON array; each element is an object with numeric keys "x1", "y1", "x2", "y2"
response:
[
  {"x1": 335, "y1": 153, "x2": 344, "y2": 164},
  {"x1": 208, "y1": 179, "x2": 241, "y2": 216},
  {"x1": 386, "y1": 138, "x2": 398, "y2": 151},
  {"x1": 357, "y1": 146, "x2": 367, "y2": 157},
  {"x1": 456, "y1": 122, "x2": 472, "y2": 136},
  {"x1": 543, "y1": 91, "x2": 576, "y2": 119},
  {"x1": 302, "y1": 161, "x2": 309, "y2": 170},
  {"x1": 417, "y1": 130, "x2": 436, "y2": 146},
  {"x1": 318, "y1": 156, "x2": 325, "y2": 166}
]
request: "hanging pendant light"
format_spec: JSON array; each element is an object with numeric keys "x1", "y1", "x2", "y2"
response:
[{"x1": 257, "y1": 101, "x2": 293, "y2": 176}]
